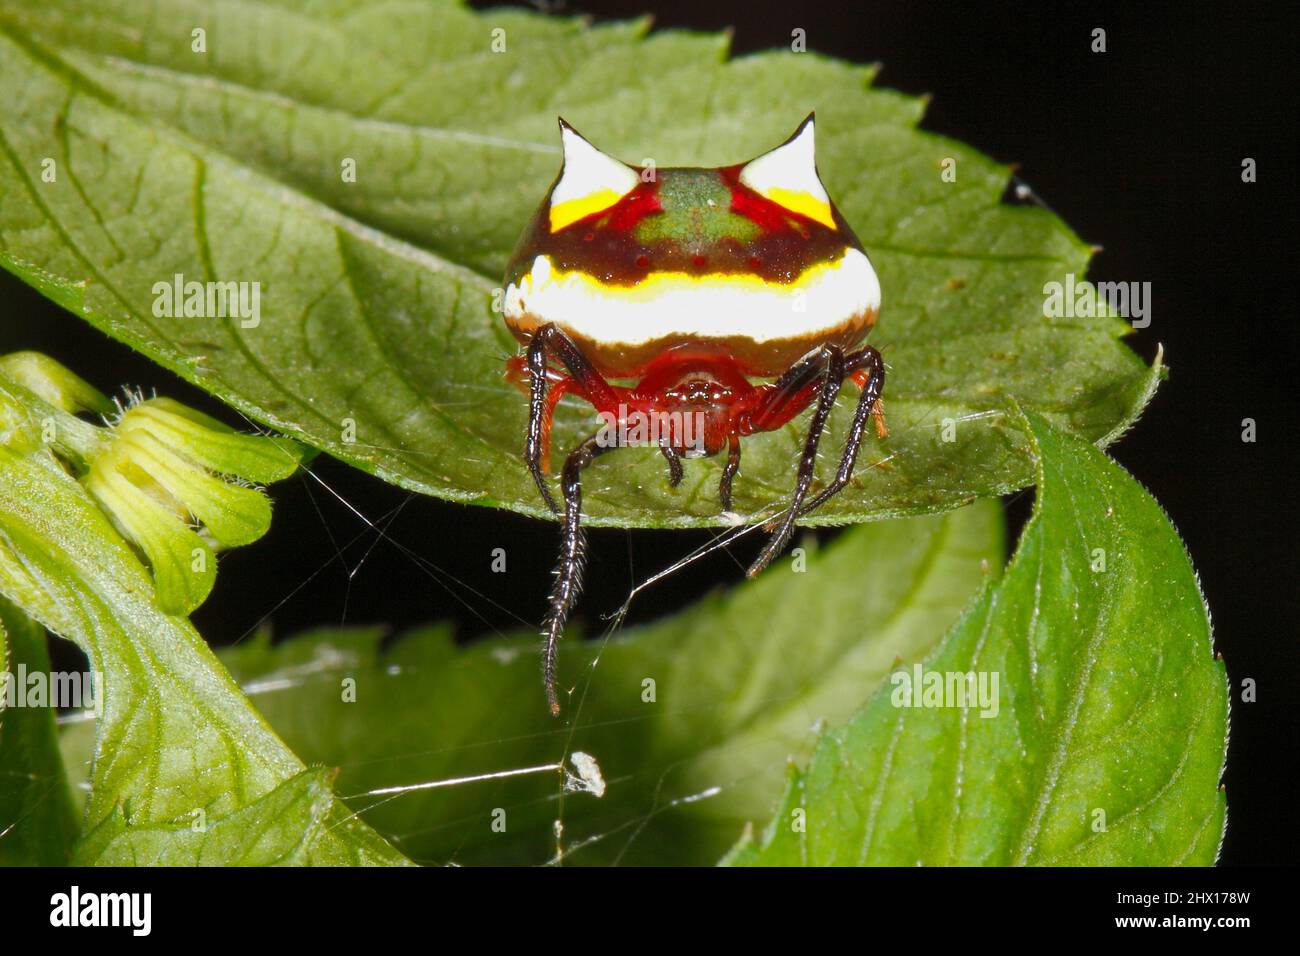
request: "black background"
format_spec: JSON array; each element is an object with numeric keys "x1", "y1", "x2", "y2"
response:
[{"x1": 1, "y1": 1, "x2": 1294, "y2": 865}]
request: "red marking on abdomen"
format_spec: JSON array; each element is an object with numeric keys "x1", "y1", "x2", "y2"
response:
[
  {"x1": 604, "y1": 179, "x2": 662, "y2": 231},
  {"x1": 720, "y1": 163, "x2": 823, "y2": 235}
]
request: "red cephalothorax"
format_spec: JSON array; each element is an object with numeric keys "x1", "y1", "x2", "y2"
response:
[{"x1": 503, "y1": 114, "x2": 887, "y2": 715}]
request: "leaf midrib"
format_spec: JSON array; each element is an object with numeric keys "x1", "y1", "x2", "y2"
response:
[
  {"x1": 1010, "y1": 449, "x2": 1119, "y2": 865},
  {"x1": 1, "y1": 24, "x2": 522, "y2": 481}
]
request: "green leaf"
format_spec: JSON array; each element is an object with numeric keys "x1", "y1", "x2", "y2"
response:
[
  {"x1": 75, "y1": 767, "x2": 346, "y2": 866},
  {"x1": 726, "y1": 413, "x2": 1228, "y2": 866},
  {"x1": 0, "y1": 597, "x2": 79, "y2": 865},
  {"x1": 0, "y1": 381, "x2": 407, "y2": 865},
  {"x1": 0, "y1": 0, "x2": 1155, "y2": 528},
  {"x1": 80, "y1": 502, "x2": 1000, "y2": 866}
]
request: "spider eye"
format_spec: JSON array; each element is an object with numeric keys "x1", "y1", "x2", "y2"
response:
[
  {"x1": 548, "y1": 120, "x2": 640, "y2": 233},
  {"x1": 738, "y1": 114, "x2": 837, "y2": 230}
]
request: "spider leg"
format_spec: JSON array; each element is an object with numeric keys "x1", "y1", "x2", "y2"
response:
[
  {"x1": 525, "y1": 324, "x2": 620, "y2": 515},
  {"x1": 718, "y1": 434, "x2": 741, "y2": 511},
  {"x1": 526, "y1": 333, "x2": 561, "y2": 514},
  {"x1": 795, "y1": 345, "x2": 885, "y2": 517},
  {"x1": 660, "y1": 445, "x2": 684, "y2": 487},
  {"x1": 747, "y1": 345, "x2": 845, "y2": 578},
  {"x1": 749, "y1": 343, "x2": 844, "y2": 433},
  {"x1": 543, "y1": 428, "x2": 619, "y2": 716},
  {"x1": 535, "y1": 378, "x2": 573, "y2": 474}
]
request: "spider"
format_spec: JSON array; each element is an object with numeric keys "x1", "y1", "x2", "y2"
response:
[{"x1": 503, "y1": 114, "x2": 887, "y2": 715}]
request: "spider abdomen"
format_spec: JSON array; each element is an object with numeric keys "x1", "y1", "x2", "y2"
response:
[
  {"x1": 502, "y1": 117, "x2": 880, "y2": 378},
  {"x1": 504, "y1": 246, "x2": 878, "y2": 376}
]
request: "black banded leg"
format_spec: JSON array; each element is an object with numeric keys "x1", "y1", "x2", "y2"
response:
[
  {"x1": 525, "y1": 324, "x2": 621, "y2": 516},
  {"x1": 751, "y1": 342, "x2": 846, "y2": 429},
  {"x1": 796, "y1": 345, "x2": 885, "y2": 517},
  {"x1": 543, "y1": 430, "x2": 617, "y2": 716},
  {"x1": 526, "y1": 331, "x2": 561, "y2": 514},
  {"x1": 747, "y1": 345, "x2": 845, "y2": 578},
  {"x1": 660, "y1": 445, "x2": 684, "y2": 487},
  {"x1": 719, "y1": 435, "x2": 741, "y2": 511}
]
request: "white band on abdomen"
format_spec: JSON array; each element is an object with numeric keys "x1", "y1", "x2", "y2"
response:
[{"x1": 504, "y1": 248, "x2": 880, "y2": 347}]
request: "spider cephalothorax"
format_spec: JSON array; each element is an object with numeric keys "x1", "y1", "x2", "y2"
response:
[{"x1": 504, "y1": 114, "x2": 887, "y2": 715}]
